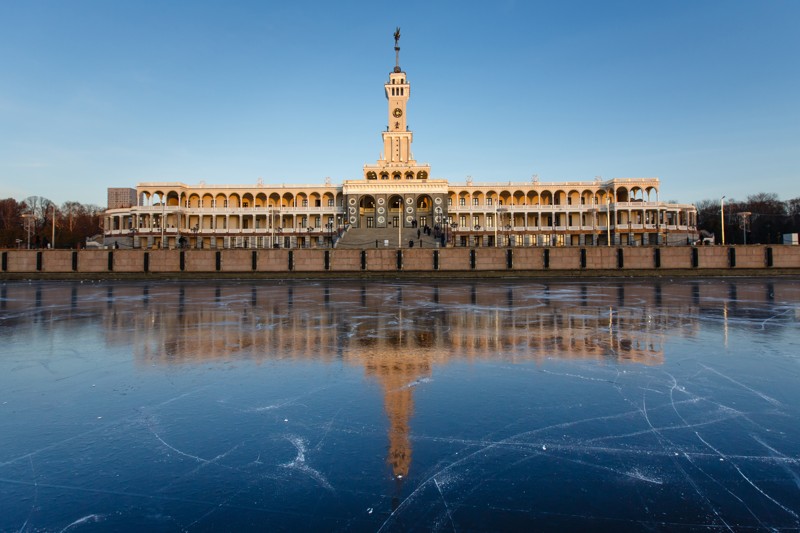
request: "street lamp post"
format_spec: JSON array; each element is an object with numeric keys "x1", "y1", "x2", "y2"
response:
[
  {"x1": 507, "y1": 208, "x2": 513, "y2": 246},
  {"x1": 434, "y1": 206, "x2": 443, "y2": 247},
  {"x1": 22, "y1": 214, "x2": 33, "y2": 249},
  {"x1": 496, "y1": 207, "x2": 508, "y2": 247},
  {"x1": 270, "y1": 208, "x2": 275, "y2": 248},
  {"x1": 396, "y1": 198, "x2": 402, "y2": 249},
  {"x1": 737, "y1": 212, "x2": 751, "y2": 245},
  {"x1": 494, "y1": 208, "x2": 500, "y2": 247},
  {"x1": 160, "y1": 196, "x2": 166, "y2": 249},
  {"x1": 720, "y1": 196, "x2": 726, "y2": 245},
  {"x1": 175, "y1": 208, "x2": 181, "y2": 248},
  {"x1": 656, "y1": 218, "x2": 661, "y2": 246},
  {"x1": 494, "y1": 209, "x2": 498, "y2": 247},
  {"x1": 51, "y1": 204, "x2": 56, "y2": 248},
  {"x1": 628, "y1": 217, "x2": 632, "y2": 246}
]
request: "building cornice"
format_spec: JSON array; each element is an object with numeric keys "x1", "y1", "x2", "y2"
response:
[{"x1": 343, "y1": 180, "x2": 449, "y2": 195}]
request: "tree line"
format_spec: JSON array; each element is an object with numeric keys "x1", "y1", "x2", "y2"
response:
[
  {"x1": 696, "y1": 193, "x2": 800, "y2": 245},
  {"x1": 0, "y1": 196, "x2": 104, "y2": 249}
]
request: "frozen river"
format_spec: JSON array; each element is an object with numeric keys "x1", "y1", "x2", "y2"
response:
[{"x1": 1, "y1": 278, "x2": 799, "y2": 531}]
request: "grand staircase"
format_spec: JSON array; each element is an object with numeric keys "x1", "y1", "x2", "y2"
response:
[{"x1": 335, "y1": 226, "x2": 442, "y2": 249}]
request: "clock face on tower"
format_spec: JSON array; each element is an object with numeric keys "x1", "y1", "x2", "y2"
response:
[{"x1": 392, "y1": 108, "x2": 403, "y2": 118}]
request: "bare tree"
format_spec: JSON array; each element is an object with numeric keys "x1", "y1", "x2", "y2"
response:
[
  {"x1": 22, "y1": 195, "x2": 55, "y2": 234},
  {"x1": 55, "y1": 201, "x2": 103, "y2": 247},
  {"x1": 744, "y1": 193, "x2": 785, "y2": 216},
  {"x1": 788, "y1": 197, "x2": 800, "y2": 217},
  {"x1": 60, "y1": 201, "x2": 84, "y2": 233},
  {"x1": 0, "y1": 198, "x2": 25, "y2": 247}
]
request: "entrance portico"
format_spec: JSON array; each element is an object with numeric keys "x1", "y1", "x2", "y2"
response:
[{"x1": 343, "y1": 181, "x2": 448, "y2": 229}]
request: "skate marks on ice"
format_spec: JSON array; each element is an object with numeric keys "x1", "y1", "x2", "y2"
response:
[
  {"x1": 1, "y1": 384, "x2": 377, "y2": 532},
  {"x1": 379, "y1": 360, "x2": 800, "y2": 532},
  {"x1": 2, "y1": 279, "x2": 799, "y2": 531}
]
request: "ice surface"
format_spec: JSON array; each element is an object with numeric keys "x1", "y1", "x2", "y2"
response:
[{"x1": 1, "y1": 278, "x2": 799, "y2": 531}]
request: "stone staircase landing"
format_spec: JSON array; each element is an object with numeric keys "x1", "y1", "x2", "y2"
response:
[{"x1": 335, "y1": 226, "x2": 442, "y2": 249}]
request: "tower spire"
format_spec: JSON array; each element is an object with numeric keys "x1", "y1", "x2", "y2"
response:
[{"x1": 393, "y1": 27, "x2": 401, "y2": 73}]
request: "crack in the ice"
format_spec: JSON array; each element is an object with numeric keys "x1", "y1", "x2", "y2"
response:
[
  {"x1": 695, "y1": 432, "x2": 799, "y2": 521},
  {"x1": 433, "y1": 477, "x2": 457, "y2": 532},
  {"x1": 58, "y1": 514, "x2": 104, "y2": 532},
  {"x1": 150, "y1": 425, "x2": 239, "y2": 467},
  {"x1": 280, "y1": 436, "x2": 334, "y2": 492},
  {"x1": 0, "y1": 388, "x2": 209, "y2": 469},
  {"x1": 637, "y1": 389, "x2": 734, "y2": 531},
  {"x1": 751, "y1": 434, "x2": 800, "y2": 490},
  {"x1": 699, "y1": 364, "x2": 782, "y2": 407}
]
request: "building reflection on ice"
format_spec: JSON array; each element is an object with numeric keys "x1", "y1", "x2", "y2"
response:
[{"x1": 2, "y1": 279, "x2": 796, "y2": 480}]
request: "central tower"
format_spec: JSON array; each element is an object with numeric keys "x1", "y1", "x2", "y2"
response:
[
  {"x1": 343, "y1": 28, "x2": 446, "y2": 231},
  {"x1": 362, "y1": 27, "x2": 430, "y2": 181}
]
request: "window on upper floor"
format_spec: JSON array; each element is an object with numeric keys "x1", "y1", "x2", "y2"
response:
[
  {"x1": 447, "y1": 198, "x2": 452, "y2": 207},
  {"x1": 487, "y1": 198, "x2": 493, "y2": 206},
  {"x1": 472, "y1": 198, "x2": 479, "y2": 206},
  {"x1": 302, "y1": 199, "x2": 308, "y2": 207},
  {"x1": 459, "y1": 198, "x2": 466, "y2": 206},
  {"x1": 328, "y1": 199, "x2": 334, "y2": 207},
  {"x1": 243, "y1": 201, "x2": 249, "y2": 208}
]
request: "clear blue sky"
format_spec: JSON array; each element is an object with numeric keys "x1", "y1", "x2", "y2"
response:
[{"x1": 1, "y1": 0, "x2": 798, "y2": 207}]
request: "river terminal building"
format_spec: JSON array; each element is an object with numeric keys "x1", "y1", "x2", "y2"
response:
[{"x1": 104, "y1": 32, "x2": 697, "y2": 250}]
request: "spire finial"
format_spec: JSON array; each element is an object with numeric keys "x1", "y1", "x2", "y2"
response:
[{"x1": 393, "y1": 27, "x2": 401, "y2": 73}]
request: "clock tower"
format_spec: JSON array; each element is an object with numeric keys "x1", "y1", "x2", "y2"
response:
[
  {"x1": 345, "y1": 28, "x2": 445, "y2": 230},
  {"x1": 384, "y1": 72, "x2": 410, "y2": 163},
  {"x1": 361, "y1": 27, "x2": 430, "y2": 180}
]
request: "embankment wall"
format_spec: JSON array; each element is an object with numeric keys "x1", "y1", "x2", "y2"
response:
[{"x1": 2, "y1": 245, "x2": 798, "y2": 278}]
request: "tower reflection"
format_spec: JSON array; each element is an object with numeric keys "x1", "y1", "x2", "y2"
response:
[{"x1": 123, "y1": 281, "x2": 673, "y2": 480}]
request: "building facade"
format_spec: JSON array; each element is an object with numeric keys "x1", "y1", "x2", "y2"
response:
[{"x1": 104, "y1": 36, "x2": 697, "y2": 249}]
